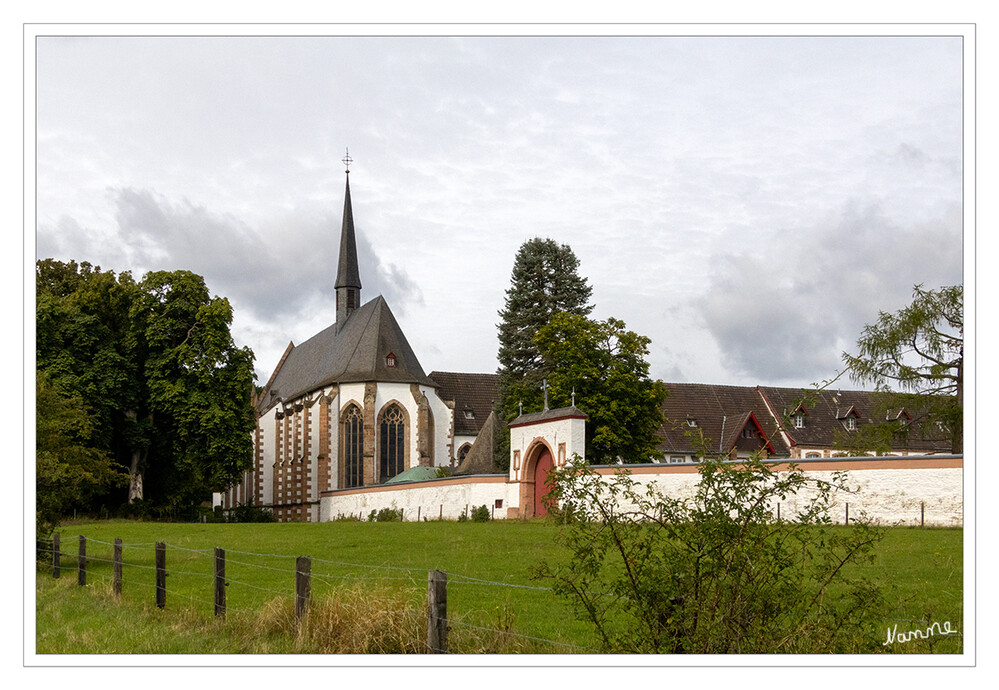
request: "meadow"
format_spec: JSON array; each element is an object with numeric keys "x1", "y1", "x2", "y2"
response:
[{"x1": 34, "y1": 519, "x2": 963, "y2": 655}]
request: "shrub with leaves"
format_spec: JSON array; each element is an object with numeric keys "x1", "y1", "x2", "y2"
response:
[
  {"x1": 470, "y1": 505, "x2": 491, "y2": 522},
  {"x1": 534, "y1": 455, "x2": 887, "y2": 654},
  {"x1": 368, "y1": 507, "x2": 403, "y2": 522}
]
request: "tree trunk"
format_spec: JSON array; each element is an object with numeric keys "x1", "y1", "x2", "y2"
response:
[
  {"x1": 128, "y1": 450, "x2": 144, "y2": 503},
  {"x1": 952, "y1": 355, "x2": 963, "y2": 454},
  {"x1": 125, "y1": 409, "x2": 146, "y2": 503}
]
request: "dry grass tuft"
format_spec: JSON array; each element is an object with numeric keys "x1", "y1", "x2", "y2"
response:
[{"x1": 256, "y1": 584, "x2": 427, "y2": 653}]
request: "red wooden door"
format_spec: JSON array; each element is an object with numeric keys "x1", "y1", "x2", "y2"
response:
[{"x1": 533, "y1": 448, "x2": 554, "y2": 517}]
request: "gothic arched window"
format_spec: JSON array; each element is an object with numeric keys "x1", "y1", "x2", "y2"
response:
[
  {"x1": 379, "y1": 404, "x2": 406, "y2": 482},
  {"x1": 342, "y1": 404, "x2": 364, "y2": 488}
]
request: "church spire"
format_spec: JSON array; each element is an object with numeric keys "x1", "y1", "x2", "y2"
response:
[{"x1": 335, "y1": 149, "x2": 362, "y2": 329}]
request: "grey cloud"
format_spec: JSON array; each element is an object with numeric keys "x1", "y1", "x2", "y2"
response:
[
  {"x1": 38, "y1": 185, "x2": 422, "y2": 328},
  {"x1": 698, "y1": 201, "x2": 962, "y2": 386}
]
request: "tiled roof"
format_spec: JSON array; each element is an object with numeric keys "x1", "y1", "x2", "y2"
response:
[
  {"x1": 258, "y1": 295, "x2": 436, "y2": 413},
  {"x1": 757, "y1": 386, "x2": 951, "y2": 452},
  {"x1": 656, "y1": 383, "x2": 789, "y2": 456},
  {"x1": 428, "y1": 371, "x2": 500, "y2": 435}
]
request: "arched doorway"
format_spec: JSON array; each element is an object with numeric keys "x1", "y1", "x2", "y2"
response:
[{"x1": 533, "y1": 447, "x2": 555, "y2": 517}]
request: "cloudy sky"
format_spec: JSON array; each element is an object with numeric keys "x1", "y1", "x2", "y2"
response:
[{"x1": 32, "y1": 29, "x2": 967, "y2": 391}]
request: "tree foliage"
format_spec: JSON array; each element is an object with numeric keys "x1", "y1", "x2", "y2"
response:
[
  {"x1": 535, "y1": 456, "x2": 887, "y2": 653},
  {"x1": 495, "y1": 238, "x2": 593, "y2": 467},
  {"x1": 534, "y1": 313, "x2": 667, "y2": 464},
  {"x1": 35, "y1": 259, "x2": 257, "y2": 525},
  {"x1": 36, "y1": 373, "x2": 128, "y2": 539},
  {"x1": 842, "y1": 284, "x2": 963, "y2": 453}
]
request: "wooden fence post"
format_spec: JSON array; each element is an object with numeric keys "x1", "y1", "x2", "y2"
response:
[
  {"x1": 52, "y1": 533, "x2": 60, "y2": 579},
  {"x1": 845, "y1": 502, "x2": 850, "y2": 525},
  {"x1": 113, "y1": 538, "x2": 123, "y2": 596},
  {"x1": 214, "y1": 547, "x2": 226, "y2": 618},
  {"x1": 921, "y1": 501, "x2": 925, "y2": 527},
  {"x1": 296, "y1": 556, "x2": 311, "y2": 623},
  {"x1": 155, "y1": 542, "x2": 166, "y2": 609},
  {"x1": 427, "y1": 569, "x2": 448, "y2": 653},
  {"x1": 77, "y1": 535, "x2": 86, "y2": 586}
]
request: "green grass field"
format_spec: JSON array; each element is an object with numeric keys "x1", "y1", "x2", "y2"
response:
[{"x1": 33, "y1": 519, "x2": 964, "y2": 655}]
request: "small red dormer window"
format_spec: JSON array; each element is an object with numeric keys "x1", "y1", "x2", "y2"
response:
[{"x1": 386, "y1": 353, "x2": 396, "y2": 368}]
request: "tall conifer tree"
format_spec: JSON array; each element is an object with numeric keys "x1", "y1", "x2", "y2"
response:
[{"x1": 494, "y1": 238, "x2": 593, "y2": 468}]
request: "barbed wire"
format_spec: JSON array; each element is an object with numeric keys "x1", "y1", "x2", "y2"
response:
[
  {"x1": 220, "y1": 548, "x2": 298, "y2": 560},
  {"x1": 219, "y1": 575, "x2": 289, "y2": 598},
  {"x1": 46, "y1": 537, "x2": 542, "y2": 592},
  {"x1": 447, "y1": 618, "x2": 598, "y2": 653},
  {"x1": 119, "y1": 576, "x2": 217, "y2": 608},
  {"x1": 162, "y1": 542, "x2": 215, "y2": 556},
  {"x1": 447, "y1": 573, "x2": 551, "y2": 591}
]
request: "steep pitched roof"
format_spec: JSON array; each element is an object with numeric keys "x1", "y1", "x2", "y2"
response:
[
  {"x1": 656, "y1": 383, "x2": 789, "y2": 456},
  {"x1": 455, "y1": 410, "x2": 502, "y2": 475},
  {"x1": 428, "y1": 371, "x2": 500, "y2": 435},
  {"x1": 334, "y1": 174, "x2": 361, "y2": 291},
  {"x1": 258, "y1": 295, "x2": 436, "y2": 413}
]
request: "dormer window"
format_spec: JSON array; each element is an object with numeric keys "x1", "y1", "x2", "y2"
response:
[
  {"x1": 837, "y1": 406, "x2": 860, "y2": 431},
  {"x1": 385, "y1": 353, "x2": 397, "y2": 368},
  {"x1": 686, "y1": 418, "x2": 698, "y2": 428},
  {"x1": 794, "y1": 413, "x2": 805, "y2": 429},
  {"x1": 463, "y1": 408, "x2": 475, "y2": 420},
  {"x1": 741, "y1": 426, "x2": 757, "y2": 439}
]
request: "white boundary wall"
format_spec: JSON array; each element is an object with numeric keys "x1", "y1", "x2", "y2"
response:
[
  {"x1": 321, "y1": 475, "x2": 512, "y2": 521},
  {"x1": 318, "y1": 456, "x2": 962, "y2": 526}
]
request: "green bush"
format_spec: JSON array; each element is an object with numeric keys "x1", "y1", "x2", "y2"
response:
[
  {"x1": 535, "y1": 455, "x2": 888, "y2": 653},
  {"x1": 368, "y1": 507, "x2": 403, "y2": 522},
  {"x1": 227, "y1": 502, "x2": 276, "y2": 523},
  {"x1": 470, "y1": 505, "x2": 491, "y2": 522}
]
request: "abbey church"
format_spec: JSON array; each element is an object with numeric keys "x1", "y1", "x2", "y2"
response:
[{"x1": 218, "y1": 167, "x2": 498, "y2": 522}]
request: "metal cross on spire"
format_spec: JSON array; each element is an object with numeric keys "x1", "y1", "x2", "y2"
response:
[{"x1": 342, "y1": 148, "x2": 353, "y2": 174}]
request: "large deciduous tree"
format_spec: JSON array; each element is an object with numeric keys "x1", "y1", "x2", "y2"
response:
[
  {"x1": 127, "y1": 270, "x2": 257, "y2": 511},
  {"x1": 842, "y1": 284, "x2": 963, "y2": 453},
  {"x1": 534, "y1": 313, "x2": 667, "y2": 464},
  {"x1": 495, "y1": 239, "x2": 593, "y2": 468},
  {"x1": 36, "y1": 372, "x2": 128, "y2": 539},
  {"x1": 36, "y1": 260, "x2": 257, "y2": 523}
]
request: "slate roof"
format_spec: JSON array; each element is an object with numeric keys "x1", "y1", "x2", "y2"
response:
[
  {"x1": 509, "y1": 405, "x2": 589, "y2": 428},
  {"x1": 757, "y1": 386, "x2": 951, "y2": 452},
  {"x1": 334, "y1": 174, "x2": 361, "y2": 290},
  {"x1": 428, "y1": 371, "x2": 500, "y2": 435},
  {"x1": 258, "y1": 295, "x2": 436, "y2": 413},
  {"x1": 656, "y1": 383, "x2": 789, "y2": 457}
]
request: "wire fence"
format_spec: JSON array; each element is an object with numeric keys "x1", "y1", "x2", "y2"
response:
[{"x1": 37, "y1": 533, "x2": 594, "y2": 654}]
